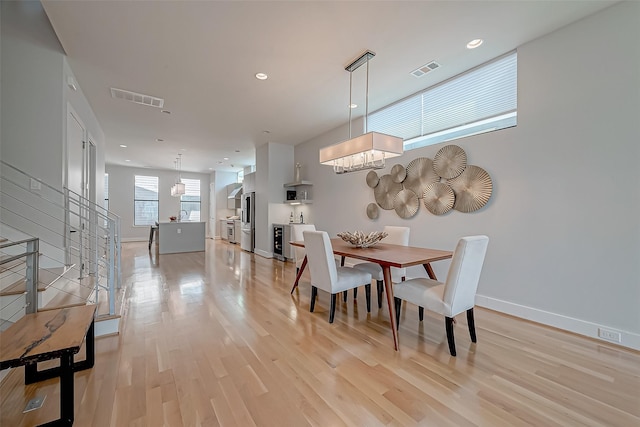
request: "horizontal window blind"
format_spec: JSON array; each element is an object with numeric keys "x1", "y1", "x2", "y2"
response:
[
  {"x1": 368, "y1": 51, "x2": 517, "y2": 148},
  {"x1": 134, "y1": 175, "x2": 158, "y2": 226},
  {"x1": 181, "y1": 178, "x2": 201, "y2": 221}
]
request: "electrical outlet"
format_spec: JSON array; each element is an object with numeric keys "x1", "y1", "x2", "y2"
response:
[
  {"x1": 598, "y1": 328, "x2": 621, "y2": 343},
  {"x1": 177, "y1": 228, "x2": 181, "y2": 234},
  {"x1": 23, "y1": 396, "x2": 46, "y2": 413}
]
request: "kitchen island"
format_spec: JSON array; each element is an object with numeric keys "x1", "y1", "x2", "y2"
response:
[{"x1": 158, "y1": 221, "x2": 206, "y2": 254}]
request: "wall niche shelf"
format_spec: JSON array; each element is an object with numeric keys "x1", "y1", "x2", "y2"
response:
[
  {"x1": 283, "y1": 181, "x2": 312, "y2": 204},
  {"x1": 283, "y1": 199, "x2": 313, "y2": 205},
  {"x1": 283, "y1": 180, "x2": 312, "y2": 187}
]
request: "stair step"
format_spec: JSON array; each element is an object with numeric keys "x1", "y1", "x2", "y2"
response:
[
  {"x1": 0, "y1": 267, "x2": 67, "y2": 296},
  {"x1": 40, "y1": 275, "x2": 96, "y2": 310},
  {"x1": 0, "y1": 256, "x2": 25, "y2": 273}
]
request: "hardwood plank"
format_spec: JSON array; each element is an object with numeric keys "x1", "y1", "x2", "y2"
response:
[{"x1": 1, "y1": 240, "x2": 638, "y2": 426}]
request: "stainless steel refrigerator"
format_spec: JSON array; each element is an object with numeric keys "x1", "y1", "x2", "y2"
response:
[{"x1": 240, "y1": 192, "x2": 255, "y2": 252}]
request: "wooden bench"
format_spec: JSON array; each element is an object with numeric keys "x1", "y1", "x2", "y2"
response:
[{"x1": 0, "y1": 305, "x2": 97, "y2": 426}]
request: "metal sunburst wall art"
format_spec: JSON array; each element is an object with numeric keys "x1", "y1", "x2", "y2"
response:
[{"x1": 365, "y1": 145, "x2": 493, "y2": 219}]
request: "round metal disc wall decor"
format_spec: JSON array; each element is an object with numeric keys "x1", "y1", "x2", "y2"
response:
[
  {"x1": 391, "y1": 164, "x2": 407, "y2": 183},
  {"x1": 366, "y1": 170, "x2": 380, "y2": 188},
  {"x1": 394, "y1": 189, "x2": 419, "y2": 219},
  {"x1": 447, "y1": 165, "x2": 493, "y2": 212},
  {"x1": 366, "y1": 203, "x2": 379, "y2": 219},
  {"x1": 374, "y1": 175, "x2": 403, "y2": 210},
  {"x1": 433, "y1": 145, "x2": 467, "y2": 179},
  {"x1": 423, "y1": 182, "x2": 455, "y2": 215},
  {"x1": 404, "y1": 157, "x2": 439, "y2": 198}
]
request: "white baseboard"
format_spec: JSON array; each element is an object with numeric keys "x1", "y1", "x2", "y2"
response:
[
  {"x1": 475, "y1": 294, "x2": 640, "y2": 351},
  {"x1": 120, "y1": 237, "x2": 147, "y2": 243},
  {"x1": 253, "y1": 248, "x2": 273, "y2": 259}
]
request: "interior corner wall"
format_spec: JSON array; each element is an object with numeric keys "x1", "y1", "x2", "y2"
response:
[
  {"x1": 294, "y1": 2, "x2": 640, "y2": 349},
  {"x1": 1, "y1": 0, "x2": 65, "y2": 184},
  {"x1": 105, "y1": 164, "x2": 211, "y2": 241}
]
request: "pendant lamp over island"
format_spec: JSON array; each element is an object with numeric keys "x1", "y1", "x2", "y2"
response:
[
  {"x1": 320, "y1": 50, "x2": 403, "y2": 174},
  {"x1": 171, "y1": 153, "x2": 185, "y2": 196}
]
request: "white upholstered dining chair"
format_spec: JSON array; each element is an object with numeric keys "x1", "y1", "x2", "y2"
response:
[
  {"x1": 291, "y1": 224, "x2": 316, "y2": 274},
  {"x1": 303, "y1": 230, "x2": 373, "y2": 323},
  {"x1": 393, "y1": 235, "x2": 489, "y2": 356},
  {"x1": 352, "y1": 226, "x2": 410, "y2": 308}
]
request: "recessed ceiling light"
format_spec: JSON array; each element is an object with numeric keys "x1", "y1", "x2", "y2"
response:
[
  {"x1": 235, "y1": 150, "x2": 240, "y2": 153},
  {"x1": 208, "y1": 167, "x2": 214, "y2": 170},
  {"x1": 125, "y1": 159, "x2": 131, "y2": 162},
  {"x1": 217, "y1": 161, "x2": 223, "y2": 164},
  {"x1": 263, "y1": 130, "x2": 270, "y2": 134},
  {"x1": 349, "y1": 103, "x2": 358, "y2": 109},
  {"x1": 155, "y1": 138, "x2": 164, "y2": 142},
  {"x1": 223, "y1": 157, "x2": 229, "y2": 161},
  {"x1": 161, "y1": 109, "x2": 171, "y2": 114},
  {"x1": 466, "y1": 39, "x2": 484, "y2": 49},
  {"x1": 119, "y1": 144, "x2": 127, "y2": 148},
  {"x1": 255, "y1": 73, "x2": 268, "y2": 80},
  {"x1": 180, "y1": 148, "x2": 187, "y2": 151}
]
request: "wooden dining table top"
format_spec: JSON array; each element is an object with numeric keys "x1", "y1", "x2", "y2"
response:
[{"x1": 290, "y1": 238, "x2": 453, "y2": 267}]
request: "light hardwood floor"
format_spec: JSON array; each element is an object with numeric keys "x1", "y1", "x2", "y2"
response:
[{"x1": 1, "y1": 239, "x2": 638, "y2": 426}]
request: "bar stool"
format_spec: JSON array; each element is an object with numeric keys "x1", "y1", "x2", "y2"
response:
[{"x1": 148, "y1": 222, "x2": 159, "y2": 250}]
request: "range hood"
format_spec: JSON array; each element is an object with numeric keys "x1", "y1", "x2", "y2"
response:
[{"x1": 227, "y1": 184, "x2": 243, "y2": 199}]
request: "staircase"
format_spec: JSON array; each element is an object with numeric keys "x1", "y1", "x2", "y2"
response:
[{"x1": 0, "y1": 160, "x2": 122, "y2": 337}]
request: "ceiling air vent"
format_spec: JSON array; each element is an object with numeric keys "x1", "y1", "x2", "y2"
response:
[
  {"x1": 410, "y1": 61, "x2": 441, "y2": 78},
  {"x1": 110, "y1": 87, "x2": 164, "y2": 108}
]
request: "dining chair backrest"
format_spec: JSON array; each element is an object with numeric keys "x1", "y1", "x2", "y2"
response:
[
  {"x1": 443, "y1": 235, "x2": 489, "y2": 316},
  {"x1": 292, "y1": 224, "x2": 316, "y2": 268},
  {"x1": 383, "y1": 226, "x2": 410, "y2": 246},
  {"x1": 303, "y1": 230, "x2": 337, "y2": 293},
  {"x1": 384, "y1": 226, "x2": 410, "y2": 278}
]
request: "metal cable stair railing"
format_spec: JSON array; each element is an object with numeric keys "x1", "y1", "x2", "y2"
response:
[{"x1": 0, "y1": 160, "x2": 121, "y2": 328}]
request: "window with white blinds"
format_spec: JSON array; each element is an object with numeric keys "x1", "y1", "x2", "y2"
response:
[
  {"x1": 180, "y1": 178, "x2": 201, "y2": 221},
  {"x1": 368, "y1": 51, "x2": 517, "y2": 150},
  {"x1": 134, "y1": 175, "x2": 159, "y2": 226}
]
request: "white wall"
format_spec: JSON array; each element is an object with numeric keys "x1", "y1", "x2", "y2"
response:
[
  {"x1": 254, "y1": 142, "x2": 294, "y2": 257},
  {"x1": 294, "y1": 2, "x2": 640, "y2": 349},
  {"x1": 1, "y1": 1, "x2": 64, "y2": 183},
  {"x1": 105, "y1": 164, "x2": 211, "y2": 241}
]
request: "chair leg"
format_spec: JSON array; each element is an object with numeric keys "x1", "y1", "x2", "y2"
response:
[
  {"x1": 343, "y1": 291, "x2": 348, "y2": 302},
  {"x1": 445, "y1": 317, "x2": 456, "y2": 356},
  {"x1": 419, "y1": 307, "x2": 424, "y2": 321},
  {"x1": 353, "y1": 287, "x2": 358, "y2": 299},
  {"x1": 394, "y1": 297, "x2": 402, "y2": 329},
  {"x1": 377, "y1": 280, "x2": 384, "y2": 308},
  {"x1": 310, "y1": 286, "x2": 318, "y2": 312},
  {"x1": 365, "y1": 284, "x2": 371, "y2": 312},
  {"x1": 467, "y1": 308, "x2": 477, "y2": 343},
  {"x1": 329, "y1": 294, "x2": 337, "y2": 323}
]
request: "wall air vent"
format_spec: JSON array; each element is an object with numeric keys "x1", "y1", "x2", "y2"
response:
[
  {"x1": 110, "y1": 87, "x2": 164, "y2": 108},
  {"x1": 410, "y1": 61, "x2": 441, "y2": 78}
]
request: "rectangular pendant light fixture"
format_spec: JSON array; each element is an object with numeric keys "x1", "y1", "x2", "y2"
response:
[{"x1": 320, "y1": 50, "x2": 403, "y2": 174}]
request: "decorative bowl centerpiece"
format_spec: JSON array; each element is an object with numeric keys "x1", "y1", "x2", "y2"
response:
[
  {"x1": 337, "y1": 231, "x2": 388, "y2": 248},
  {"x1": 169, "y1": 216, "x2": 177, "y2": 222}
]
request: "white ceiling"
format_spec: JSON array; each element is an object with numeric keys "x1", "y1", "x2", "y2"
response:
[{"x1": 41, "y1": 0, "x2": 614, "y2": 174}]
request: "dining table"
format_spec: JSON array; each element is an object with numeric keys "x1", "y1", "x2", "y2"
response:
[{"x1": 289, "y1": 238, "x2": 453, "y2": 350}]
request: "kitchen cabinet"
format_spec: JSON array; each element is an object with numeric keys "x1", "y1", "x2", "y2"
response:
[
  {"x1": 283, "y1": 181, "x2": 312, "y2": 204},
  {"x1": 220, "y1": 219, "x2": 228, "y2": 240}
]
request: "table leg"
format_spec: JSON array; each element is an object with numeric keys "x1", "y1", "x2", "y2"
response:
[
  {"x1": 423, "y1": 263, "x2": 437, "y2": 280},
  {"x1": 38, "y1": 352, "x2": 74, "y2": 427},
  {"x1": 290, "y1": 256, "x2": 307, "y2": 294},
  {"x1": 382, "y1": 266, "x2": 399, "y2": 351}
]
